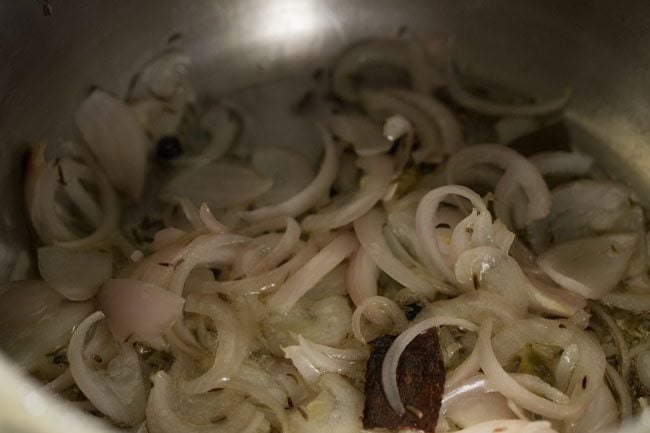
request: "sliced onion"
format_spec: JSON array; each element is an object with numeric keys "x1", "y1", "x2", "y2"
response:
[
  {"x1": 346, "y1": 246, "x2": 379, "y2": 307},
  {"x1": 68, "y1": 311, "x2": 147, "y2": 426},
  {"x1": 0, "y1": 281, "x2": 92, "y2": 370},
  {"x1": 37, "y1": 246, "x2": 112, "y2": 301},
  {"x1": 417, "y1": 290, "x2": 523, "y2": 332},
  {"x1": 194, "y1": 242, "x2": 316, "y2": 296},
  {"x1": 547, "y1": 180, "x2": 632, "y2": 243},
  {"x1": 327, "y1": 113, "x2": 392, "y2": 156},
  {"x1": 361, "y1": 89, "x2": 444, "y2": 164},
  {"x1": 25, "y1": 146, "x2": 120, "y2": 248},
  {"x1": 75, "y1": 89, "x2": 148, "y2": 202},
  {"x1": 166, "y1": 233, "x2": 248, "y2": 295},
  {"x1": 565, "y1": 377, "x2": 618, "y2": 433},
  {"x1": 283, "y1": 335, "x2": 367, "y2": 383},
  {"x1": 605, "y1": 363, "x2": 633, "y2": 420},
  {"x1": 147, "y1": 371, "x2": 266, "y2": 433},
  {"x1": 454, "y1": 247, "x2": 529, "y2": 314},
  {"x1": 98, "y1": 278, "x2": 184, "y2": 342},
  {"x1": 129, "y1": 50, "x2": 191, "y2": 101},
  {"x1": 525, "y1": 275, "x2": 587, "y2": 318},
  {"x1": 414, "y1": 185, "x2": 490, "y2": 282},
  {"x1": 383, "y1": 114, "x2": 412, "y2": 142},
  {"x1": 252, "y1": 146, "x2": 315, "y2": 207},
  {"x1": 351, "y1": 295, "x2": 408, "y2": 344},
  {"x1": 171, "y1": 104, "x2": 239, "y2": 165},
  {"x1": 447, "y1": 419, "x2": 558, "y2": 433},
  {"x1": 287, "y1": 373, "x2": 363, "y2": 433},
  {"x1": 302, "y1": 154, "x2": 393, "y2": 231},
  {"x1": 266, "y1": 232, "x2": 358, "y2": 314},
  {"x1": 0, "y1": 280, "x2": 63, "y2": 341},
  {"x1": 537, "y1": 233, "x2": 638, "y2": 299},
  {"x1": 248, "y1": 217, "x2": 301, "y2": 275},
  {"x1": 181, "y1": 294, "x2": 251, "y2": 394},
  {"x1": 198, "y1": 203, "x2": 228, "y2": 234},
  {"x1": 390, "y1": 89, "x2": 464, "y2": 154},
  {"x1": 162, "y1": 159, "x2": 273, "y2": 210},
  {"x1": 354, "y1": 208, "x2": 445, "y2": 297},
  {"x1": 530, "y1": 151, "x2": 593, "y2": 180},
  {"x1": 447, "y1": 144, "x2": 550, "y2": 228},
  {"x1": 382, "y1": 317, "x2": 478, "y2": 414},
  {"x1": 241, "y1": 127, "x2": 338, "y2": 221},
  {"x1": 590, "y1": 302, "x2": 630, "y2": 381},
  {"x1": 445, "y1": 59, "x2": 571, "y2": 117},
  {"x1": 486, "y1": 318, "x2": 606, "y2": 419}
]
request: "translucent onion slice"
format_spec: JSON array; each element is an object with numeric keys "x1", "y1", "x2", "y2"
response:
[
  {"x1": 252, "y1": 146, "x2": 315, "y2": 207},
  {"x1": 75, "y1": 89, "x2": 148, "y2": 202},
  {"x1": 382, "y1": 317, "x2": 478, "y2": 415},
  {"x1": 147, "y1": 371, "x2": 267, "y2": 433},
  {"x1": 537, "y1": 233, "x2": 638, "y2": 299},
  {"x1": 181, "y1": 294, "x2": 251, "y2": 394},
  {"x1": 327, "y1": 113, "x2": 392, "y2": 156},
  {"x1": 241, "y1": 127, "x2": 338, "y2": 221},
  {"x1": 38, "y1": 246, "x2": 113, "y2": 301},
  {"x1": 446, "y1": 419, "x2": 558, "y2": 433},
  {"x1": 564, "y1": 378, "x2": 618, "y2": 433},
  {"x1": 417, "y1": 290, "x2": 523, "y2": 332},
  {"x1": 530, "y1": 151, "x2": 593, "y2": 181},
  {"x1": 98, "y1": 278, "x2": 184, "y2": 342},
  {"x1": 414, "y1": 185, "x2": 490, "y2": 283},
  {"x1": 454, "y1": 247, "x2": 530, "y2": 314},
  {"x1": 445, "y1": 59, "x2": 571, "y2": 117},
  {"x1": 283, "y1": 335, "x2": 367, "y2": 383},
  {"x1": 302, "y1": 154, "x2": 393, "y2": 232},
  {"x1": 266, "y1": 232, "x2": 358, "y2": 314},
  {"x1": 547, "y1": 180, "x2": 632, "y2": 243},
  {"x1": 129, "y1": 50, "x2": 191, "y2": 101},
  {"x1": 351, "y1": 295, "x2": 408, "y2": 344},
  {"x1": 390, "y1": 89, "x2": 464, "y2": 154},
  {"x1": 287, "y1": 373, "x2": 363, "y2": 433},
  {"x1": 193, "y1": 242, "x2": 316, "y2": 296},
  {"x1": 447, "y1": 144, "x2": 550, "y2": 228},
  {"x1": 346, "y1": 246, "x2": 379, "y2": 307},
  {"x1": 247, "y1": 217, "x2": 301, "y2": 276},
  {"x1": 68, "y1": 311, "x2": 147, "y2": 426},
  {"x1": 361, "y1": 89, "x2": 444, "y2": 164},
  {"x1": 162, "y1": 159, "x2": 273, "y2": 210},
  {"x1": 354, "y1": 208, "x2": 444, "y2": 298},
  {"x1": 486, "y1": 318, "x2": 606, "y2": 419}
]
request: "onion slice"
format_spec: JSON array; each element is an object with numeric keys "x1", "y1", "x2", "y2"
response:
[
  {"x1": 241, "y1": 127, "x2": 338, "y2": 221},
  {"x1": 361, "y1": 89, "x2": 444, "y2": 164},
  {"x1": 537, "y1": 233, "x2": 638, "y2": 299},
  {"x1": 302, "y1": 154, "x2": 393, "y2": 231},
  {"x1": 38, "y1": 246, "x2": 112, "y2": 301},
  {"x1": 266, "y1": 232, "x2": 358, "y2": 314},
  {"x1": 68, "y1": 311, "x2": 147, "y2": 426},
  {"x1": 327, "y1": 114, "x2": 392, "y2": 156},
  {"x1": 390, "y1": 89, "x2": 464, "y2": 154},
  {"x1": 445, "y1": 59, "x2": 571, "y2": 117},
  {"x1": 75, "y1": 89, "x2": 148, "y2": 202},
  {"x1": 98, "y1": 278, "x2": 184, "y2": 342},
  {"x1": 162, "y1": 159, "x2": 273, "y2": 210},
  {"x1": 354, "y1": 208, "x2": 445, "y2": 297}
]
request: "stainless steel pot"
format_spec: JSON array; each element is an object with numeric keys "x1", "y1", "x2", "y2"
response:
[{"x1": 2, "y1": 1, "x2": 650, "y2": 431}]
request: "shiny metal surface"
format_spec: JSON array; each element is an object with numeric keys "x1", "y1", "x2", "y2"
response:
[{"x1": 2, "y1": 0, "x2": 650, "y2": 431}]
